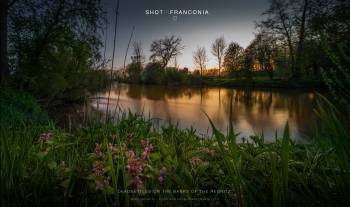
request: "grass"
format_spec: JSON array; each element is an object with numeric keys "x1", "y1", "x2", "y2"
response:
[{"x1": 0, "y1": 88, "x2": 349, "y2": 206}]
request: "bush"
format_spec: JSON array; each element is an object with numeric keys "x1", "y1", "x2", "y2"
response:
[
  {"x1": 126, "y1": 63, "x2": 143, "y2": 83},
  {"x1": 141, "y1": 62, "x2": 164, "y2": 84},
  {"x1": 162, "y1": 67, "x2": 186, "y2": 84},
  {"x1": 0, "y1": 88, "x2": 49, "y2": 124}
]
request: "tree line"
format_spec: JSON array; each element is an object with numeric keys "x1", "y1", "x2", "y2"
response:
[{"x1": 125, "y1": 0, "x2": 349, "y2": 85}]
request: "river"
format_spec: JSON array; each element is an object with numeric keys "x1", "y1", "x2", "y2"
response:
[{"x1": 88, "y1": 83, "x2": 323, "y2": 142}]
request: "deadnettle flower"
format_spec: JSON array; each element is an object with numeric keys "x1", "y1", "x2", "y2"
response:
[
  {"x1": 126, "y1": 155, "x2": 143, "y2": 175},
  {"x1": 202, "y1": 147, "x2": 215, "y2": 157},
  {"x1": 93, "y1": 161, "x2": 104, "y2": 177},
  {"x1": 95, "y1": 180, "x2": 104, "y2": 191},
  {"x1": 126, "y1": 150, "x2": 135, "y2": 158},
  {"x1": 38, "y1": 132, "x2": 53, "y2": 144},
  {"x1": 190, "y1": 156, "x2": 202, "y2": 165},
  {"x1": 158, "y1": 176, "x2": 165, "y2": 184},
  {"x1": 141, "y1": 139, "x2": 154, "y2": 159},
  {"x1": 132, "y1": 176, "x2": 143, "y2": 189},
  {"x1": 95, "y1": 176, "x2": 111, "y2": 191},
  {"x1": 158, "y1": 166, "x2": 167, "y2": 185},
  {"x1": 95, "y1": 143, "x2": 102, "y2": 157},
  {"x1": 108, "y1": 143, "x2": 117, "y2": 153},
  {"x1": 159, "y1": 166, "x2": 167, "y2": 175},
  {"x1": 126, "y1": 150, "x2": 144, "y2": 189}
]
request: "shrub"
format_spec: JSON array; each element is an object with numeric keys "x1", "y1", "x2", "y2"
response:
[
  {"x1": 126, "y1": 63, "x2": 142, "y2": 83},
  {"x1": 162, "y1": 67, "x2": 186, "y2": 84},
  {"x1": 141, "y1": 62, "x2": 164, "y2": 84}
]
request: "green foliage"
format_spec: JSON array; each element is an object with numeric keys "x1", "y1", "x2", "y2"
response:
[
  {"x1": 8, "y1": 0, "x2": 106, "y2": 104},
  {"x1": 126, "y1": 62, "x2": 142, "y2": 83},
  {"x1": 141, "y1": 62, "x2": 164, "y2": 84},
  {"x1": 0, "y1": 87, "x2": 49, "y2": 123},
  {"x1": 315, "y1": 95, "x2": 350, "y2": 204},
  {"x1": 224, "y1": 42, "x2": 243, "y2": 78},
  {"x1": 162, "y1": 67, "x2": 186, "y2": 84},
  {"x1": 320, "y1": 39, "x2": 350, "y2": 105},
  {"x1": 1, "y1": 89, "x2": 349, "y2": 206}
]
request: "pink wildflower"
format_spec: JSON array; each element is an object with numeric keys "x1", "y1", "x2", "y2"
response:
[
  {"x1": 126, "y1": 150, "x2": 135, "y2": 158},
  {"x1": 95, "y1": 176, "x2": 111, "y2": 191},
  {"x1": 95, "y1": 180, "x2": 104, "y2": 191},
  {"x1": 38, "y1": 132, "x2": 53, "y2": 144},
  {"x1": 126, "y1": 155, "x2": 143, "y2": 175},
  {"x1": 126, "y1": 150, "x2": 144, "y2": 189},
  {"x1": 93, "y1": 161, "x2": 104, "y2": 176},
  {"x1": 158, "y1": 176, "x2": 165, "y2": 184},
  {"x1": 132, "y1": 176, "x2": 143, "y2": 188},
  {"x1": 141, "y1": 139, "x2": 154, "y2": 159},
  {"x1": 202, "y1": 147, "x2": 215, "y2": 157},
  {"x1": 95, "y1": 143, "x2": 102, "y2": 157},
  {"x1": 158, "y1": 166, "x2": 167, "y2": 185},
  {"x1": 159, "y1": 166, "x2": 167, "y2": 176},
  {"x1": 108, "y1": 143, "x2": 117, "y2": 153},
  {"x1": 190, "y1": 156, "x2": 202, "y2": 165}
]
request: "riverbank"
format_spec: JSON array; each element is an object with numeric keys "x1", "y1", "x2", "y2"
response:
[
  {"x1": 1, "y1": 88, "x2": 349, "y2": 206},
  {"x1": 119, "y1": 76, "x2": 326, "y2": 89},
  {"x1": 202, "y1": 77, "x2": 325, "y2": 89}
]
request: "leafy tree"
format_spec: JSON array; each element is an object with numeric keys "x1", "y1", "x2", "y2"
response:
[
  {"x1": 163, "y1": 67, "x2": 185, "y2": 84},
  {"x1": 251, "y1": 32, "x2": 278, "y2": 79},
  {"x1": 127, "y1": 41, "x2": 144, "y2": 83},
  {"x1": 211, "y1": 37, "x2": 227, "y2": 77},
  {"x1": 149, "y1": 35, "x2": 184, "y2": 69},
  {"x1": 141, "y1": 62, "x2": 164, "y2": 84},
  {"x1": 243, "y1": 44, "x2": 255, "y2": 80},
  {"x1": 8, "y1": 0, "x2": 104, "y2": 103},
  {"x1": 192, "y1": 47, "x2": 208, "y2": 76},
  {"x1": 126, "y1": 63, "x2": 142, "y2": 83},
  {"x1": 259, "y1": 0, "x2": 314, "y2": 78},
  {"x1": 223, "y1": 42, "x2": 243, "y2": 78}
]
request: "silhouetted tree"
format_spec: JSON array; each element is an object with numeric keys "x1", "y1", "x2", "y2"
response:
[
  {"x1": 259, "y1": 0, "x2": 324, "y2": 78},
  {"x1": 149, "y1": 35, "x2": 184, "y2": 69},
  {"x1": 131, "y1": 41, "x2": 145, "y2": 66},
  {"x1": 223, "y1": 42, "x2": 243, "y2": 78},
  {"x1": 251, "y1": 32, "x2": 278, "y2": 79},
  {"x1": 259, "y1": 0, "x2": 296, "y2": 77},
  {"x1": 211, "y1": 37, "x2": 227, "y2": 77},
  {"x1": 127, "y1": 41, "x2": 144, "y2": 83},
  {"x1": 243, "y1": 44, "x2": 254, "y2": 80},
  {"x1": 9, "y1": 0, "x2": 104, "y2": 102},
  {"x1": 142, "y1": 62, "x2": 164, "y2": 84},
  {"x1": 192, "y1": 46, "x2": 208, "y2": 76}
]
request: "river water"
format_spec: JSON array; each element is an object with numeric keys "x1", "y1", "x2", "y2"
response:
[{"x1": 92, "y1": 83, "x2": 321, "y2": 142}]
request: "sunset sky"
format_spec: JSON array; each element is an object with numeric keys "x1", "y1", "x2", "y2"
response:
[{"x1": 102, "y1": 0, "x2": 270, "y2": 70}]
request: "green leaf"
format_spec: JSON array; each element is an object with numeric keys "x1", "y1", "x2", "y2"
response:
[{"x1": 48, "y1": 161, "x2": 57, "y2": 170}]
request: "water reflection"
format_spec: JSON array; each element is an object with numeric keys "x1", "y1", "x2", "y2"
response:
[{"x1": 93, "y1": 83, "x2": 319, "y2": 142}]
